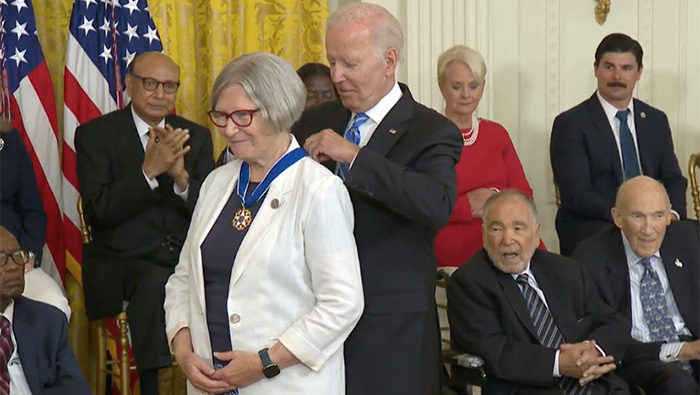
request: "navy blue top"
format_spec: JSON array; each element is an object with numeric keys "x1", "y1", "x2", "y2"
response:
[
  {"x1": 201, "y1": 182, "x2": 265, "y2": 355},
  {"x1": 0, "y1": 129, "x2": 46, "y2": 266}
]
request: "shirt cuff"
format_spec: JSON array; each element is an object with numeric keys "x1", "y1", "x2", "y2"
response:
[
  {"x1": 553, "y1": 349, "x2": 561, "y2": 377},
  {"x1": 594, "y1": 343, "x2": 606, "y2": 357},
  {"x1": 490, "y1": 187, "x2": 500, "y2": 193},
  {"x1": 173, "y1": 183, "x2": 189, "y2": 201},
  {"x1": 660, "y1": 342, "x2": 684, "y2": 362},
  {"x1": 142, "y1": 170, "x2": 159, "y2": 190},
  {"x1": 671, "y1": 209, "x2": 681, "y2": 220}
]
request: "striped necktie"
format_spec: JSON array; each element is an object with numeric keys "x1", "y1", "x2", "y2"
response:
[
  {"x1": 0, "y1": 316, "x2": 13, "y2": 395},
  {"x1": 516, "y1": 274, "x2": 592, "y2": 395},
  {"x1": 337, "y1": 113, "x2": 369, "y2": 180},
  {"x1": 616, "y1": 109, "x2": 641, "y2": 180}
]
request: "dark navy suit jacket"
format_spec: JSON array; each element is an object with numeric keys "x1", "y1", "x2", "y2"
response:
[
  {"x1": 550, "y1": 93, "x2": 687, "y2": 255},
  {"x1": 0, "y1": 129, "x2": 46, "y2": 265},
  {"x1": 13, "y1": 297, "x2": 90, "y2": 394}
]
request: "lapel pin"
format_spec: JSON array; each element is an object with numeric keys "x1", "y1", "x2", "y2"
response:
[
  {"x1": 389, "y1": 129, "x2": 397, "y2": 135},
  {"x1": 270, "y1": 198, "x2": 280, "y2": 209},
  {"x1": 640, "y1": 111, "x2": 646, "y2": 119},
  {"x1": 0, "y1": 137, "x2": 4, "y2": 151},
  {"x1": 675, "y1": 259, "x2": 683, "y2": 268}
]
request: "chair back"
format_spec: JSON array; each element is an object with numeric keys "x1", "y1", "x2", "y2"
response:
[{"x1": 690, "y1": 153, "x2": 700, "y2": 219}]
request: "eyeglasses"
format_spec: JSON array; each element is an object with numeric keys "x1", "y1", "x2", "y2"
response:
[
  {"x1": 129, "y1": 73, "x2": 180, "y2": 94},
  {"x1": 208, "y1": 109, "x2": 260, "y2": 128},
  {"x1": 0, "y1": 250, "x2": 29, "y2": 269}
]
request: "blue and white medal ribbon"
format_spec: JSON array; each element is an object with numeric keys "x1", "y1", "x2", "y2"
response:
[{"x1": 232, "y1": 147, "x2": 307, "y2": 230}]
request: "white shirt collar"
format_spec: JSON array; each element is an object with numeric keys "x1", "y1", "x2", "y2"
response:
[
  {"x1": 596, "y1": 90, "x2": 635, "y2": 123},
  {"x1": 1, "y1": 299, "x2": 15, "y2": 325},
  {"x1": 510, "y1": 262, "x2": 533, "y2": 281},
  {"x1": 130, "y1": 106, "x2": 166, "y2": 141},
  {"x1": 621, "y1": 231, "x2": 661, "y2": 269},
  {"x1": 360, "y1": 82, "x2": 402, "y2": 125}
]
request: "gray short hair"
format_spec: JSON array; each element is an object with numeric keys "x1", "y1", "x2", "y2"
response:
[
  {"x1": 327, "y1": 3, "x2": 404, "y2": 62},
  {"x1": 210, "y1": 52, "x2": 306, "y2": 133},
  {"x1": 437, "y1": 45, "x2": 487, "y2": 86},
  {"x1": 482, "y1": 190, "x2": 538, "y2": 226}
]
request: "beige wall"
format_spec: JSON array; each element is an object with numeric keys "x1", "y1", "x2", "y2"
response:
[{"x1": 330, "y1": 0, "x2": 700, "y2": 251}]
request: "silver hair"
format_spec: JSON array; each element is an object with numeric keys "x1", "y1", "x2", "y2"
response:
[
  {"x1": 437, "y1": 45, "x2": 487, "y2": 86},
  {"x1": 482, "y1": 190, "x2": 538, "y2": 227},
  {"x1": 210, "y1": 52, "x2": 306, "y2": 132},
  {"x1": 327, "y1": 3, "x2": 405, "y2": 62}
]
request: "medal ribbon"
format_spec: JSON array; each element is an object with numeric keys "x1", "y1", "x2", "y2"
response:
[{"x1": 237, "y1": 147, "x2": 307, "y2": 208}]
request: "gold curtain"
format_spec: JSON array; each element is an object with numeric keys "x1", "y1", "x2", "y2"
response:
[{"x1": 33, "y1": 1, "x2": 328, "y2": 391}]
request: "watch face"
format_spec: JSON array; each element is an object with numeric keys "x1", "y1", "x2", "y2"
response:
[{"x1": 263, "y1": 363, "x2": 280, "y2": 378}]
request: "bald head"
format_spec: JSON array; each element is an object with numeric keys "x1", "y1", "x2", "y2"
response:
[
  {"x1": 129, "y1": 51, "x2": 179, "y2": 76},
  {"x1": 612, "y1": 176, "x2": 672, "y2": 257},
  {"x1": 125, "y1": 52, "x2": 180, "y2": 126}
]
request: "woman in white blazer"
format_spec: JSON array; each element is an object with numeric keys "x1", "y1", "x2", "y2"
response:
[{"x1": 164, "y1": 52, "x2": 364, "y2": 395}]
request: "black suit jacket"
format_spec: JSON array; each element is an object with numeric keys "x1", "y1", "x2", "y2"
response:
[
  {"x1": 0, "y1": 129, "x2": 47, "y2": 264},
  {"x1": 573, "y1": 221, "x2": 700, "y2": 364},
  {"x1": 75, "y1": 106, "x2": 214, "y2": 318},
  {"x1": 550, "y1": 93, "x2": 687, "y2": 255},
  {"x1": 447, "y1": 249, "x2": 630, "y2": 393},
  {"x1": 13, "y1": 297, "x2": 91, "y2": 395},
  {"x1": 293, "y1": 83, "x2": 462, "y2": 395}
]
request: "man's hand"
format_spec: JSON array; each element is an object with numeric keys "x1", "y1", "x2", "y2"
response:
[
  {"x1": 160, "y1": 124, "x2": 191, "y2": 190},
  {"x1": 211, "y1": 350, "x2": 265, "y2": 389},
  {"x1": 679, "y1": 339, "x2": 700, "y2": 361},
  {"x1": 559, "y1": 340, "x2": 615, "y2": 383},
  {"x1": 304, "y1": 129, "x2": 360, "y2": 164},
  {"x1": 141, "y1": 125, "x2": 190, "y2": 181},
  {"x1": 467, "y1": 188, "x2": 496, "y2": 218}
]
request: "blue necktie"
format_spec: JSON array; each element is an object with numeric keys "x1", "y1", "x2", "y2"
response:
[
  {"x1": 639, "y1": 257, "x2": 677, "y2": 342},
  {"x1": 616, "y1": 110, "x2": 640, "y2": 180},
  {"x1": 517, "y1": 274, "x2": 591, "y2": 395},
  {"x1": 337, "y1": 113, "x2": 369, "y2": 180}
]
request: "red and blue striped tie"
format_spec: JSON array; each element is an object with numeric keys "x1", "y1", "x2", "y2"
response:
[{"x1": 0, "y1": 316, "x2": 13, "y2": 395}]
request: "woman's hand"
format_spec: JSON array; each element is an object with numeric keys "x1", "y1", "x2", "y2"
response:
[
  {"x1": 172, "y1": 328, "x2": 235, "y2": 393},
  {"x1": 467, "y1": 188, "x2": 497, "y2": 218},
  {"x1": 176, "y1": 351, "x2": 235, "y2": 394},
  {"x1": 211, "y1": 351, "x2": 265, "y2": 389}
]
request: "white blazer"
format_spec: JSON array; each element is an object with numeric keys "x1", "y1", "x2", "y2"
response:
[{"x1": 164, "y1": 137, "x2": 363, "y2": 395}]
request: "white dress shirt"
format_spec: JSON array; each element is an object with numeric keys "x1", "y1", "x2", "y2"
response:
[
  {"x1": 622, "y1": 235, "x2": 691, "y2": 361},
  {"x1": 513, "y1": 266, "x2": 605, "y2": 377},
  {"x1": 1, "y1": 301, "x2": 34, "y2": 395},
  {"x1": 346, "y1": 82, "x2": 403, "y2": 169},
  {"x1": 596, "y1": 91, "x2": 642, "y2": 173},
  {"x1": 131, "y1": 108, "x2": 189, "y2": 200}
]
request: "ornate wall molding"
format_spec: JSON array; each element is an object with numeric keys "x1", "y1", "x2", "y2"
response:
[
  {"x1": 545, "y1": 0, "x2": 560, "y2": 136},
  {"x1": 637, "y1": 0, "x2": 653, "y2": 101},
  {"x1": 594, "y1": 0, "x2": 611, "y2": 25}
]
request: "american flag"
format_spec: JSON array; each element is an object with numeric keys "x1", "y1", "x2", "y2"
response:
[
  {"x1": 62, "y1": 0, "x2": 162, "y2": 285},
  {"x1": 0, "y1": 0, "x2": 64, "y2": 282}
]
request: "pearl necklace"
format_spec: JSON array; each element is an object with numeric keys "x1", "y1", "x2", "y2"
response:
[{"x1": 461, "y1": 114, "x2": 479, "y2": 146}]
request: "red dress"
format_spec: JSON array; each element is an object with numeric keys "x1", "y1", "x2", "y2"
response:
[{"x1": 435, "y1": 119, "x2": 544, "y2": 267}]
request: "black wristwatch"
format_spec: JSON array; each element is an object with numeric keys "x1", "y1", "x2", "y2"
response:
[{"x1": 258, "y1": 348, "x2": 280, "y2": 378}]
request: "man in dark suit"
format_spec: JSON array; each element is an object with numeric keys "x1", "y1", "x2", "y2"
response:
[
  {"x1": 0, "y1": 226, "x2": 90, "y2": 394},
  {"x1": 573, "y1": 176, "x2": 699, "y2": 394},
  {"x1": 448, "y1": 190, "x2": 630, "y2": 394},
  {"x1": 550, "y1": 33, "x2": 686, "y2": 256},
  {"x1": 75, "y1": 52, "x2": 214, "y2": 393},
  {"x1": 293, "y1": 4, "x2": 462, "y2": 394}
]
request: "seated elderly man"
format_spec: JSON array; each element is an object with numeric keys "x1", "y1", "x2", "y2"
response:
[
  {"x1": 574, "y1": 176, "x2": 699, "y2": 394},
  {"x1": 447, "y1": 190, "x2": 630, "y2": 394},
  {"x1": 0, "y1": 227, "x2": 90, "y2": 394}
]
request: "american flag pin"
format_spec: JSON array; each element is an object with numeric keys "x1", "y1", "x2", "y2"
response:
[
  {"x1": 675, "y1": 259, "x2": 683, "y2": 268},
  {"x1": 640, "y1": 112, "x2": 646, "y2": 119},
  {"x1": 389, "y1": 129, "x2": 397, "y2": 135}
]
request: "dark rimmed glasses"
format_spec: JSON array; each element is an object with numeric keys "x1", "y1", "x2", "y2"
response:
[
  {"x1": 208, "y1": 109, "x2": 260, "y2": 128},
  {"x1": 0, "y1": 250, "x2": 30, "y2": 269},
  {"x1": 129, "y1": 73, "x2": 180, "y2": 94}
]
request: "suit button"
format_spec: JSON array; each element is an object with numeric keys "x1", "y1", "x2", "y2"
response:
[{"x1": 230, "y1": 313, "x2": 241, "y2": 324}]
